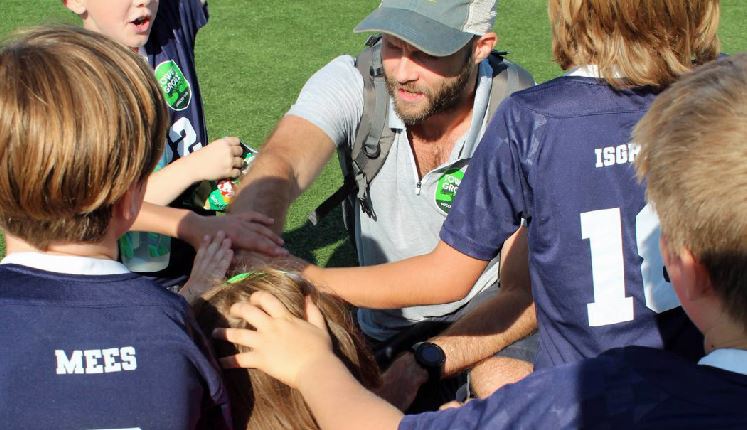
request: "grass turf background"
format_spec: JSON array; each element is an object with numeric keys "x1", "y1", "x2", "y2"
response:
[{"x1": 0, "y1": 0, "x2": 746, "y2": 262}]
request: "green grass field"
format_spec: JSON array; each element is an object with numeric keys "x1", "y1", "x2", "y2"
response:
[{"x1": 1, "y1": 0, "x2": 746, "y2": 262}]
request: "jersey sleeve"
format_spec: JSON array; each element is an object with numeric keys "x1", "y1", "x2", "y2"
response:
[
  {"x1": 181, "y1": 0, "x2": 209, "y2": 43},
  {"x1": 286, "y1": 55, "x2": 364, "y2": 149},
  {"x1": 439, "y1": 98, "x2": 532, "y2": 261}
]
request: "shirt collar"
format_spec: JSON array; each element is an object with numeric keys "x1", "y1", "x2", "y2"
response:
[
  {"x1": 0, "y1": 252, "x2": 130, "y2": 275},
  {"x1": 698, "y1": 348, "x2": 747, "y2": 376},
  {"x1": 566, "y1": 65, "x2": 624, "y2": 79}
]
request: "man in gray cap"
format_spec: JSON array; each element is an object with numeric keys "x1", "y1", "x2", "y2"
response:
[{"x1": 232, "y1": 0, "x2": 536, "y2": 409}]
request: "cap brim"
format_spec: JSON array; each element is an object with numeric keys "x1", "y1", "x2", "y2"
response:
[{"x1": 354, "y1": 7, "x2": 473, "y2": 57}]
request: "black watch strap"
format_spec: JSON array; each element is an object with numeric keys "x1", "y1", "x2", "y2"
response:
[{"x1": 412, "y1": 341, "x2": 446, "y2": 382}]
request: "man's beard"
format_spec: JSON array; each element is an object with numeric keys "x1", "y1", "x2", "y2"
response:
[{"x1": 385, "y1": 54, "x2": 475, "y2": 126}]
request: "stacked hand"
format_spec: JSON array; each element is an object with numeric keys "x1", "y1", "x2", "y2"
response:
[{"x1": 214, "y1": 291, "x2": 334, "y2": 388}]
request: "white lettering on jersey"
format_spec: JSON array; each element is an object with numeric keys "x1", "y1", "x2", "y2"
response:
[
  {"x1": 55, "y1": 347, "x2": 137, "y2": 375},
  {"x1": 594, "y1": 143, "x2": 640, "y2": 168}
]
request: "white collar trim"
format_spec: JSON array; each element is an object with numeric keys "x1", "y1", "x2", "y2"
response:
[
  {"x1": 0, "y1": 252, "x2": 130, "y2": 275},
  {"x1": 698, "y1": 348, "x2": 747, "y2": 376},
  {"x1": 566, "y1": 65, "x2": 624, "y2": 79}
]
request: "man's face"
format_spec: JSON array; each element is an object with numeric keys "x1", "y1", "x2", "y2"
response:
[
  {"x1": 381, "y1": 35, "x2": 476, "y2": 126},
  {"x1": 66, "y1": 0, "x2": 159, "y2": 51}
]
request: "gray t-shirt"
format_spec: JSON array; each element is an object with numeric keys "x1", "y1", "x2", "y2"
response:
[{"x1": 288, "y1": 55, "x2": 500, "y2": 340}]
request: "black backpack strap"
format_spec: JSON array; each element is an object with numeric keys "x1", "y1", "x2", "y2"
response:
[
  {"x1": 309, "y1": 34, "x2": 395, "y2": 225},
  {"x1": 486, "y1": 51, "x2": 535, "y2": 120}
]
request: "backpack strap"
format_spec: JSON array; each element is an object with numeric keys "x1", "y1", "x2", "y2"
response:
[{"x1": 309, "y1": 35, "x2": 393, "y2": 225}]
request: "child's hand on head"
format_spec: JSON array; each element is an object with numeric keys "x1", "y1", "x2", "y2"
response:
[
  {"x1": 180, "y1": 231, "x2": 232, "y2": 301},
  {"x1": 188, "y1": 136, "x2": 244, "y2": 181},
  {"x1": 214, "y1": 291, "x2": 334, "y2": 389}
]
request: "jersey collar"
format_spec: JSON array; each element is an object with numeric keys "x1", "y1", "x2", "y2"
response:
[
  {"x1": 699, "y1": 348, "x2": 747, "y2": 376},
  {"x1": 1, "y1": 252, "x2": 130, "y2": 276}
]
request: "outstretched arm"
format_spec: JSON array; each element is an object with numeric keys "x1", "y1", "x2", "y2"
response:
[
  {"x1": 217, "y1": 292, "x2": 403, "y2": 430},
  {"x1": 302, "y1": 240, "x2": 489, "y2": 309},
  {"x1": 131, "y1": 202, "x2": 286, "y2": 256},
  {"x1": 144, "y1": 137, "x2": 244, "y2": 205},
  {"x1": 231, "y1": 115, "x2": 337, "y2": 234}
]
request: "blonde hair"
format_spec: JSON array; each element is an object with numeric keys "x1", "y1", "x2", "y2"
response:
[
  {"x1": 635, "y1": 53, "x2": 747, "y2": 331},
  {"x1": 194, "y1": 268, "x2": 381, "y2": 430},
  {"x1": 548, "y1": 0, "x2": 720, "y2": 88},
  {"x1": 0, "y1": 26, "x2": 167, "y2": 248}
]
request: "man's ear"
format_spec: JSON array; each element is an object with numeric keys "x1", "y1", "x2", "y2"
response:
[
  {"x1": 473, "y1": 32, "x2": 498, "y2": 63},
  {"x1": 62, "y1": 0, "x2": 86, "y2": 16}
]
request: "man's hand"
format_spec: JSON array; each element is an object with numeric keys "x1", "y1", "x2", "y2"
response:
[
  {"x1": 180, "y1": 211, "x2": 287, "y2": 257},
  {"x1": 374, "y1": 352, "x2": 428, "y2": 411},
  {"x1": 214, "y1": 291, "x2": 335, "y2": 388}
]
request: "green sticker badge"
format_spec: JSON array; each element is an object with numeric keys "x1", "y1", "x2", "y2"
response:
[
  {"x1": 435, "y1": 167, "x2": 465, "y2": 214},
  {"x1": 154, "y1": 60, "x2": 191, "y2": 111}
]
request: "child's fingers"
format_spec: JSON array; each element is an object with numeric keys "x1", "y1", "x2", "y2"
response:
[
  {"x1": 228, "y1": 302, "x2": 274, "y2": 331},
  {"x1": 218, "y1": 353, "x2": 260, "y2": 369},
  {"x1": 249, "y1": 291, "x2": 293, "y2": 319},
  {"x1": 304, "y1": 296, "x2": 327, "y2": 331},
  {"x1": 213, "y1": 327, "x2": 260, "y2": 351}
]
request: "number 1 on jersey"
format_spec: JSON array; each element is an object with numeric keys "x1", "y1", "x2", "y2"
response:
[{"x1": 581, "y1": 208, "x2": 635, "y2": 326}]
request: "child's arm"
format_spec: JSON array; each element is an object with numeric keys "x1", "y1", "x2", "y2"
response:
[
  {"x1": 301, "y1": 240, "x2": 489, "y2": 308},
  {"x1": 216, "y1": 292, "x2": 403, "y2": 430},
  {"x1": 132, "y1": 202, "x2": 287, "y2": 256},
  {"x1": 180, "y1": 231, "x2": 233, "y2": 303},
  {"x1": 145, "y1": 137, "x2": 244, "y2": 206}
]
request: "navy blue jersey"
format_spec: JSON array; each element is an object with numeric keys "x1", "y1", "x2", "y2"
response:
[
  {"x1": 440, "y1": 76, "x2": 702, "y2": 368},
  {"x1": 120, "y1": 0, "x2": 209, "y2": 281},
  {"x1": 400, "y1": 346, "x2": 747, "y2": 430},
  {"x1": 0, "y1": 264, "x2": 231, "y2": 429},
  {"x1": 145, "y1": 0, "x2": 208, "y2": 164}
]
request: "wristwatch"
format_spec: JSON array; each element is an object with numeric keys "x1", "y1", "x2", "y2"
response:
[{"x1": 412, "y1": 341, "x2": 446, "y2": 382}]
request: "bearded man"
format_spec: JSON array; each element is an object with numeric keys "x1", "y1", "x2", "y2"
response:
[{"x1": 231, "y1": 0, "x2": 537, "y2": 411}]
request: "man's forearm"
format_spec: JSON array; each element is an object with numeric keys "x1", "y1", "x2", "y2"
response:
[
  {"x1": 434, "y1": 291, "x2": 535, "y2": 377},
  {"x1": 231, "y1": 115, "x2": 337, "y2": 234}
]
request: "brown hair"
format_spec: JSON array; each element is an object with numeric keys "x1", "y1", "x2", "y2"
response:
[
  {"x1": 548, "y1": 0, "x2": 720, "y2": 88},
  {"x1": 635, "y1": 53, "x2": 747, "y2": 331},
  {"x1": 194, "y1": 268, "x2": 381, "y2": 430},
  {"x1": 0, "y1": 25, "x2": 167, "y2": 248}
]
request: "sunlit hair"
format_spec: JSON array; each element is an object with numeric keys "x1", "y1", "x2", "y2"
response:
[
  {"x1": 0, "y1": 25, "x2": 167, "y2": 248},
  {"x1": 548, "y1": 0, "x2": 720, "y2": 88},
  {"x1": 635, "y1": 53, "x2": 747, "y2": 331},
  {"x1": 194, "y1": 268, "x2": 381, "y2": 430}
]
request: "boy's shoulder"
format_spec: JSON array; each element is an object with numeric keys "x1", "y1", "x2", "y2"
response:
[
  {"x1": 506, "y1": 76, "x2": 658, "y2": 120},
  {"x1": 0, "y1": 261, "x2": 187, "y2": 312}
]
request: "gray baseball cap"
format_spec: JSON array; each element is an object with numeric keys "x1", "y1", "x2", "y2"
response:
[{"x1": 354, "y1": 0, "x2": 497, "y2": 57}]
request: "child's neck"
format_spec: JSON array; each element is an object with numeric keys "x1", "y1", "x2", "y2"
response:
[{"x1": 6, "y1": 234, "x2": 119, "y2": 261}]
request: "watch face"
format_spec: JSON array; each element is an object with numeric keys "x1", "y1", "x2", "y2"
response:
[{"x1": 418, "y1": 343, "x2": 445, "y2": 367}]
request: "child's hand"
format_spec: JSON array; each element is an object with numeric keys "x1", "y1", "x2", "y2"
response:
[
  {"x1": 180, "y1": 231, "x2": 233, "y2": 302},
  {"x1": 183, "y1": 211, "x2": 287, "y2": 257},
  {"x1": 214, "y1": 291, "x2": 334, "y2": 388},
  {"x1": 188, "y1": 137, "x2": 244, "y2": 181}
]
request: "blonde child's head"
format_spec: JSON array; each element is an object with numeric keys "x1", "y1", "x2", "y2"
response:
[
  {"x1": 0, "y1": 25, "x2": 167, "y2": 249},
  {"x1": 62, "y1": 0, "x2": 159, "y2": 51},
  {"x1": 548, "y1": 0, "x2": 720, "y2": 88},
  {"x1": 194, "y1": 268, "x2": 381, "y2": 430},
  {"x1": 635, "y1": 53, "x2": 747, "y2": 333}
]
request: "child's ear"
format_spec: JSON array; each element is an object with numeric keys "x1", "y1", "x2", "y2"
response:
[
  {"x1": 661, "y1": 236, "x2": 712, "y2": 302},
  {"x1": 114, "y1": 181, "x2": 147, "y2": 225},
  {"x1": 62, "y1": 0, "x2": 86, "y2": 16}
]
